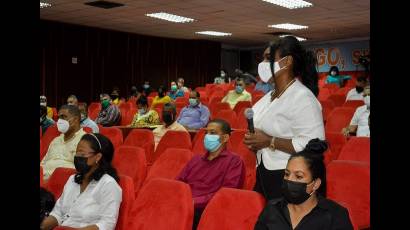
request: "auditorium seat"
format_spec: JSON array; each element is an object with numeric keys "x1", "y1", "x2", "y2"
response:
[
  {"x1": 40, "y1": 166, "x2": 44, "y2": 187},
  {"x1": 323, "y1": 83, "x2": 339, "y2": 94},
  {"x1": 129, "y1": 178, "x2": 193, "y2": 230},
  {"x1": 235, "y1": 107, "x2": 248, "y2": 130},
  {"x1": 208, "y1": 95, "x2": 224, "y2": 106},
  {"x1": 144, "y1": 148, "x2": 192, "y2": 183},
  {"x1": 119, "y1": 107, "x2": 128, "y2": 126},
  {"x1": 325, "y1": 107, "x2": 356, "y2": 133},
  {"x1": 88, "y1": 102, "x2": 101, "y2": 115},
  {"x1": 175, "y1": 97, "x2": 189, "y2": 104},
  {"x1": 89, "y1": 107, "x2": 100, "y2": 120},
  {"x1": 327, "y1": 160, "x2": 370, "y2": 229},
  {"x1": 45, "y1": 167, "x2": 76, "y2": 199},
  {"x1": 325, "y1": 132, "x2": 347, "y2": 161},
  {"x1": 318, "y1": 87, "x2": 331, "y2": 101},
  {"x1": 337, "y1": 137, "x2": 370, "y2": 163},
  {"x1": 99, "y1": 127, "x2": 123, "y2": 150},
  {"x1": 251, "y1": 93, "x2": 265, "y2": 105},
  {"x1": 197, "y1": 188, "x2": 265, "y2": 230},
  {"x1": 41, "y1": 125, "x2": 60, "y2": 157},
  {"x1": 82, "y1": 126, "x2": 93, "y2": 133},
  {"x1": 214, "y1": 110, "x2": 238, "y2": 128},
  {"x1": 112, "y1": 146, "x2": 147, "y2": 196},
  {"x1": 320, "y1": 99, "x2": 335, "y2": 122},
  {"x1": 335, "y1": 87, "x2": 353, "y2": 97},
  {"x1": 210, "y1": 102, "x2": 231, "y2": 119},
  {"x1": 151, "y1": 131, "x2": 192, "y2": 165},
  {"x1": 124, "y1": 129, "x2": 155, "y2": 161},
  {"x1": 191, "y1": 128, "x2": 207, "y2": 156},
  {"x1": 115, "y1": 175, "x2": 135, "y2": 230},
  {"x1": 147, "y1": 97, "x2": 153, "y2": 108},
  {"x1": 343, "y1": 100, "x2": 365, "y2": 109},
  {"x1": 327, "y1": 94, "x2": 346, "y2": 107},
  {"x1": 148, "y1": 92, "x2": 158, "y2": 97},
  {"x1": 51, "y1": 107, "x2": 58, "y2": 121},
  {"x1": 233, "y1": 101, "x2": 252, "y2": 115}
]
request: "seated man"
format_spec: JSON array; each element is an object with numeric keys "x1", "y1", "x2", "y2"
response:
[
  {"x1": 221, "y1": 77, "x2": 252, "y2": 109},
  {"x1": 95, "y1": 94, "x2": 121, "y2": 127},
  {"x1": 342, "y1": 85, "x2": 370, "y2": 137},
  {"x1": 40, "y1": 105, "x2": 55, "y2": 135},
  {"x1": 78, "y1": 103, "x2": 99, "y2": 133},
  {"x1": 177, "y1": 90, "x2": 210, "y2": 130},
  {"x1": 168, "y1": 81, "x2": 184, "y2": 100},
  {"x1": 66, "y1": 95, "x2": 79, "y2": 106},
  {"x1": 152, "y1": 103, "x2": 187, "y2": 149},
  {"x1": 40, "y1": 95, "x2": 54, "y2": 119},
  {"x1": 129, "y1": 96, "x2": 161, "y2": 128},
  {"x1": 345, "y1": 76, "x2": 367, "y2": 101},
  {"x1": 142, "y1": 80, "x2": 152, "y2": 97},
  {"x1": 41, "y1": 105, "x2": 86, "y2": 180},
  {"x1": 177, "y1": 77, "x2": 190, "y2": 93},
  {"x1": 176, "y1": 119, "x2": 245, "y2": 229}
]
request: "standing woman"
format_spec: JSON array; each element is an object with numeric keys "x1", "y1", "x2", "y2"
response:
[{"x1": 244, "y1": 36, "x2": 324, "y2": 200}]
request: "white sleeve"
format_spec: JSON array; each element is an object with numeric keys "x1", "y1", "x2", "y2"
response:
[
  {"x1": 290, "y1": 96, "x2": 325, "y2": 152},
  {"x1": 49, "y1": 176, "x2": 73, "y2": 225},
  {"x1": 95, "y1": 180, "x2": 123, "y2": 230},
  {"x1": 350, "y1": 108, "x2": 362, "y2": 126}
]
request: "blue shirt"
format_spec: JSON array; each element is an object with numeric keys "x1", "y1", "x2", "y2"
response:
[
  {"x1": 326, "y1": 75, "x2": 352, "y2": 87},
  {"x1": 255, "y1": 81, "x2": 273, "y2": 94},
  {"x1": 81, "y1": 117, "x2": 100, "y2": 133},
  {"x1": 177, "y1": 103, "x2": 210, "y2": 129},
  {"x1": 168, "y1": 89, "x2": 184, "y2": 100}
]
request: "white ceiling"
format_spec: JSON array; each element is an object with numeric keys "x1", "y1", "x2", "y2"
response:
[{"x1": 40, "y1": 0, "x2": 370, "y2": 46}]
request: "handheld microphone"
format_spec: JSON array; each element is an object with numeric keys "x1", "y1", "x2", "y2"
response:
[{"x1": 244, "y1": 108, "x2": 255, "y2": 134}]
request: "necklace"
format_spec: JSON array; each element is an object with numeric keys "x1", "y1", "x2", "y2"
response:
[{"x1": 271, "y1": 79, "x2": 296, "y2": 101}]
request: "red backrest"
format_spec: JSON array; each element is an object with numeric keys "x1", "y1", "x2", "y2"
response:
[
  {"x1": 209, "y1": 91, "x2": 225, "y2": 102},
  {"x1": 236, "y1": 107, "x2": 248, "y2": 130},
  {"x1": 327, "y1": 94, "x2": 346, "y2": 107},
  {"x1": 191, "y1": 128, "x2": 207, "y2": 156},
  {"x1": 148, "y1": 92, "x2": 158, "y2": 97},
  {"x1": 145, "y1": 148, "x2": 193, "y2": 183},
  {"x1": 245, "y1": 84, "x2": 255, "y2": 93},
  {"x1": 323, "y1": 83, "x2": 339, "y2": 94},
  {"x1": 112, "y1": 146, "x2": 147, "y2": 195},
  {"x1": 41, "y1": 125, "x2": 60, "y2": 157},
  {"x1": 89, "y1": 107, "x2": 100, "y2": 120},
  {"x1": 119, "y1": 102, "x2": 131, "y2": 111},
  {"x1": 175, "y1": 97, "x2": 189, "y2": 104},
  {"x1": 51, "y1": 107, "x2": 58, "y2": 121},
  {"x1": 152, "y1": 131, "x2": 192, "y2": 165},
  {"x1": 176, "y1": 101, "x2": 187, "y2": 109},
  {"x1": 318, "y1": 88, "x2": 331, "y2": 101},
  {"x1": 125, "y1": 108, "x2": 137, "y2": 126},
  {"x1": 99, "y1": 127, "x2": 123, "y2": 150},
  {"x1": 197, "y1": 188, "x2": 266, "y2": 230},
  {"x1": 129, "y1": 178, "x2": 193, "y2": 230},
  {"x1": 119, "y1": 107, "x2": 129, "y2": 126},
  {"x1": 233, "y1": 101, "x2": 252, "y2": 115},
  {"x1": 335, "y1": 87, "x2": 353, "y2": 97},
  {"x1": 40, "y1": 166, "x2": 44, "y2": 187},
  {"x1": 338, "y1": 137, "x2": 370, "y2": 163},
  {"x1": 325, "y1": 107, "x2": 356, "y2": 133},
  {"x1": 342, "y1": 100, "x2": 365, "y2": 109},
  {"x1": 325, "y1": 132, "x2": 347, "y2": 161},
  {"x1": 147, "y1": 97, "x2": 153, "y2": 108},
  {"x1": 124, "y1": 129, "x2": 155, "y2": 162},
  {"x1": 45, "y1": 167, "x2": 76, "y2": 199},
  {"x1": 214, "y1": 110, "x2": 238, "y2": 129},
  {"x1": 116, "y1": 175, "x2": 135, "y2": 230},
  {"x1": 327, "y1": 160, "x2": 370, "y2": 229},
  {"x1": 83, "y1": 127, "x2": 93, "y2": 133},
  {"x1": 209, "y1": 87, "x2": 225, "y2": 99},
  {"x1": 210, "y1": 102, "x2": 231, "y2": 119},
  {"x1": 208, "y1": 95, "x2": 224, "y2": 106},
  {"x1": 88, "y1": 102, "x2": 101, "y2": 115},
  {"x1": 320, "y1": 99, "x2": 336, "y2": 122},
  {"x1": 199, "y1": 96, "x2": 209, "y2": 106},
  {"x1": 252, "y1": 93, "x2": 265, "y2": 105},
  {"x1": 195, "y1": 86, "x2": 206, "y2": 91}
]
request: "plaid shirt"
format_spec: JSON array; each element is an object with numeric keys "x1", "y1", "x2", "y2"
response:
[{"x1": 95, "y1": 104, "x2": 121, "y2": 127}]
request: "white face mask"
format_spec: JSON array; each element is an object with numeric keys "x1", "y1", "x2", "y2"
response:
[
  {"x1": 258, "y1": 61, "x2": 272, "y2": 83},
  {"x1": 40, "y1": 102, "x2": 47, "y2": 107},
  {"x1": 331, "y1": 71, "x2": 337, "y2": 76},
  {"x1": 364, "y1": 96, "x2": 370, "y2": 108},
  {"x1": 57, "y1": 119, "x2": 70, "y2": 134},
  {"x1": 273, "y1": 56, "x2": 287, "y2": 77}
]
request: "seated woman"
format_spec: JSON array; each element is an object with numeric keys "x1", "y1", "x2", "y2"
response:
[
  {"x1": 254, "y1": 139, "x2": 353, "y2": 230},
  {"x1": 129, "y1": 96, "x2": 161, "y2": 128},
  {"x1": 40, "y1": 133, "x2": 122, "y2": 230},
  {"x1": 151, "y1": 85, "x2": 172, "y2": 109},
  {"x1": 325, "y1": 66, "x2": 351, "y2": 87}
]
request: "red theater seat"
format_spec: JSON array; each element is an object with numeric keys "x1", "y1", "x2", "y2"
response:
[
  {"x1": 191, "y1": 128, "x2": 207, "y2": 156},
  {"x1": 343, "y1": 100, "x2": 365, "y2": 109},
  {"x1": 197, "y1": 188, "x2": 266, "y2": 230},
  {"x1": 325, "y1": 132, "x2": 347, "y2": 161},
  {"x1": 327, "y1": 94, "x2": 346, "y2": 107},
  {"x1": 151, "y1": 131, "x2": 192, "y2": 165},
  {"x1": 115, "y1": 175, "x2": 135, "y2": 230},
  {"x1": 251, "y1": 92, "x2": 265, "y2": 105},
  {"x1": 338, "y1": 137, "x2": 370, "y2": 163},
  {"x1": 129, "y1": 178, "x2": 193, "y2": 230},
  {"x1": 99, "y1": 127, "x2": 123, "y2": 150},
  {"x1": 214, "y1": 110, "x2": 238, "y2": 128},
  {"x1": 318, "y1": 88, "x2": 331, "y2": 101},
  {"x1": 45, "y1": 167, "x2": 76, "y2": 199},
  {"x1": 327, "y1": 160, "x2": 370, "y2": 229},
  {"x1": 41, "y1": 125, "x2": 60, "y2": 157},
  {"x1": 210, "y1": 102, "x2": 231, "y2": 119},
  {"x1": 233, "y1": 101, "x2": 252, "y2": 115},
  {"x1": 325, "y1": 107, "x2": 356, "y2": 133},
  {"x1": 124, "y1": 129, "x2": 155, "y2": 162},
  {"x1": 320, "y1": 99, "x2": 335, "y2": 122}
]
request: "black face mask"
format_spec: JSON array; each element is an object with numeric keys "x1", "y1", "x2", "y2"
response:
[
  {"x1": 74, "y1": 156, "x2": 92, "y2": 175},
  {"x1": 162, "y1": 111, "x2": 174, "y2": 126},
  {"x1": 281, "y1": 179, "x2": 314, "y2": 204},
  {"x1": 356, "y1": 86, "x2": 364, "y2": 93}
]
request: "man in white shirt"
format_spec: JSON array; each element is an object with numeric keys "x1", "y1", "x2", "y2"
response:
[
  {"x1": 41, "y1": 105, "x2": 86, "y2": 180},
  {"x1": 342, "y1": 85, "x2": 370, "y2": 137},
  {"x1": 345, "y1": 76, "x2": 368, "y2": 101}
]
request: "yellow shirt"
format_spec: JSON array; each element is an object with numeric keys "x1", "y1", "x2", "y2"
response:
[
  {"x1": 47, "y1": 107, "x2": 54, "y2": 119},
  {"x1": 129, "y1": 110, "x2": 161, "y2": 128},
  {"x1": 40, "y1": 129, "x2": 86, "y2": 180},
  {"x1": 152, "y1": 121, "x2": 188, "y2": 149},
  {"x1": 221, "y1": 90, "x2": 252, "y2": 109},
  {"x1": 151, "y1": 95, "x2": 172, "y2": 109},
  {"x1": 112, "y1": 98, "x2": 120, "y2": 105}
]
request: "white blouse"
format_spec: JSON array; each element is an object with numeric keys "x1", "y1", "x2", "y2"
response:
[
  {"x1": 252, "y1": 79, "x2": 325, "y2": 170},
  {"x1": 50, "y1": 174, "x2": 122, "y2": 230},
  {"x1": 350, "y1": 105, "x2": 370, "y2": 137}
]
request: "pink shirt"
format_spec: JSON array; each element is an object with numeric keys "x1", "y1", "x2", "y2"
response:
[{"x1": 176, "y1": 149, "x2": 245, "y2": 209}]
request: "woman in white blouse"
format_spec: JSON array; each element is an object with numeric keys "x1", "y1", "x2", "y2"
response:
[
  {"x1": 244, "y1": 36, "x2": 325, "y2": 200},
  {"x1": 40, "y1": 133, "x2": 122, "y2": 230}
]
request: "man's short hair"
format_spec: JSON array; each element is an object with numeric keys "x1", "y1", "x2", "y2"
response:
[
  {"x1": 191, "y1": 90, "x2": 200, "y2": 98},
  {"x1": 67, "y1": 95, "x2": 77, "y2": 100},
  {"x1": 209, "y1": 119, "x2": 232, "y2": 135},
  {"x1": 163, "y1": 103, "x2": 176, "y2": 116},
  {"x1": 59, "y1": 104, "x2": 81, "y2": 120},
  {"x1": 357, "y1": 76, "x2": 367, "y2": 82},
  {"x1": 101, "y1": 93, "x2": 111, "y2": 99},
  {"x1": 137, "y1": 96, "x2": 148, "y2": 107}
]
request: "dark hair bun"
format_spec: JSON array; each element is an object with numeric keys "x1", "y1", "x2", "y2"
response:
[{"x1": 305, "y1": 138, "x2": 328, "y2": 156}]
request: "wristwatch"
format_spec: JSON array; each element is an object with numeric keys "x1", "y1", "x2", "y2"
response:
[{"x1": 269, "y1": 137, "x2": 276, "y2": 151}]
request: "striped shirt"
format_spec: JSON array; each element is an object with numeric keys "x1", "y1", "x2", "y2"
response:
[{"x1": 95, "y1": 104, "x2": 121, "y2": 127}]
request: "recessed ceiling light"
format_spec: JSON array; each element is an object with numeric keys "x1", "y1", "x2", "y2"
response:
[
  {"x1": 145, "y1": 12, "x2": 195, "y2": 23},
  {"x1": 279, "y1": 35, "x2": 307, "y2": 41},
  {"x1": 40, "y1": 2, "x2": 52, "y2": 9},
  {"x1": 262, "y1": 0, "x2": 313, "y2": 9},
  {"x1": 195, "y1": 31, "x2": 232, "y2": 36},
  {"x1": 269, "y1": 23, "x2": 308, "y2": 30}
]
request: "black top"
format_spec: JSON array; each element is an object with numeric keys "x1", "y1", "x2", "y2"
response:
[{"x1": 254, "y1": 196, "x2": 353, "y2": 230}]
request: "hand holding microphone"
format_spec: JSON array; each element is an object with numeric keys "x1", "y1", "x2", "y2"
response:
[{"x1": 243, "y1": 108, "x2": 272, "y2": 152}]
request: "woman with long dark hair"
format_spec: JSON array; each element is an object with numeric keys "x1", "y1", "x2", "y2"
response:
[
  {"x1": 244, "y1": 36, "x2": 325, "y2": 200},
  {"x1": 40, "y1": 133, "x2": 122, "y2": 230}
]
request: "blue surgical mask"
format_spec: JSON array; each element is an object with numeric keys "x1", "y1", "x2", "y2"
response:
[
  {"x1": 204, "y1": 134, "x2": 222, "y2": 152},
  {"x1": 235, "y1": 85, "x2": 244, "y2": 94},
  {"x1": 138, "y1": 108, "x2": 146, "y2": 115},
  {"x1": 189, "y1": 98, "x2": 198, "y2": 107},
  {"x1": 143, "y1": 84, "x2": 149, "y2": 89}
]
